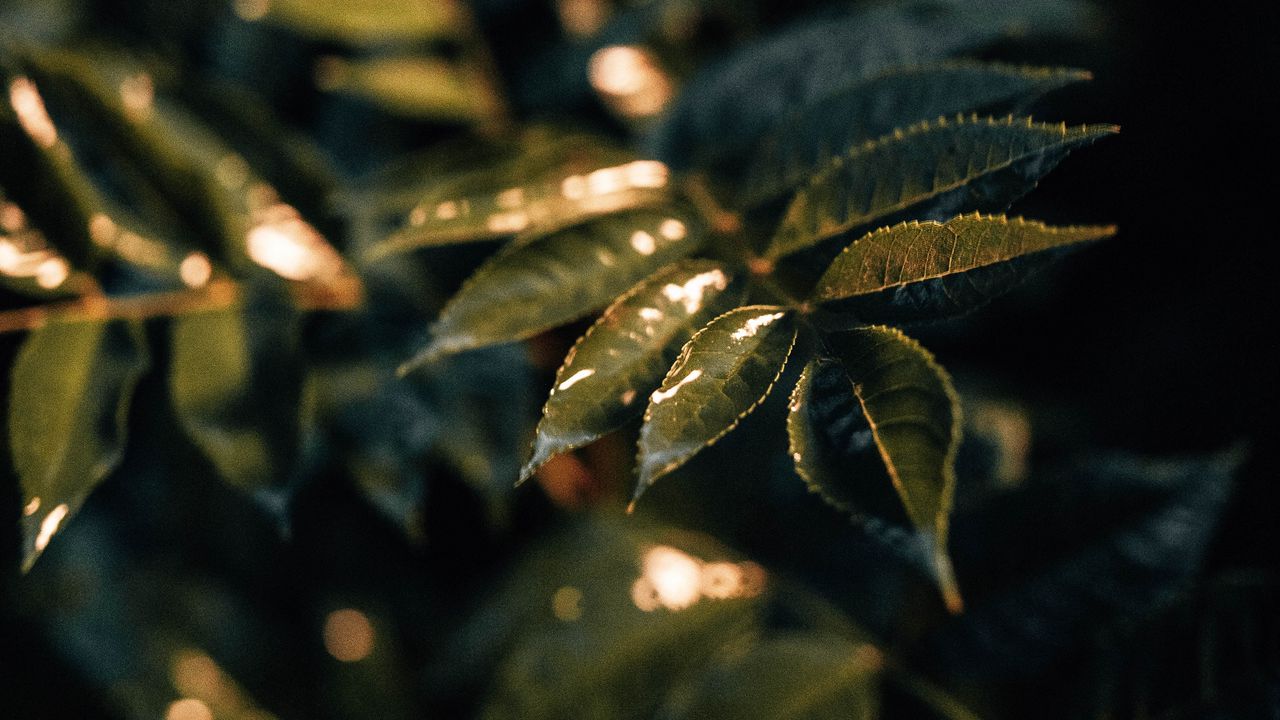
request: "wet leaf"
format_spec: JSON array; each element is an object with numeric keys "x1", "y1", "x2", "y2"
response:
[
  {"x1": 522, "y1": 260, "x2": 745, "y2": 482},
  {"x1": 634, "y1": 306, "x2": 796, "y2": 501},
  {"x1": 825, "y1": 326, "x2": 962, "y2": 610},
  {"x1": 768, "y1": 116, "x2": 1116, "y2": 259},
  {"x1": 169, "y1": 287, "x2": 306, "y2": 494},
  {"x1": 8, "y1": 319, "x2": 149, "y2": 571},
  {"x1": 742, "y1": 62, "x2": 1091, "y2": 207},
  {"x1": 403, "y1": 208, "x2": 703, "y2": 369},
  {"x1": 317, "y1": 55, "x2": 500, "y2": 122},
  {"x1": 254, "y1": 0, "x2": 464, "y2": 45},
  {"x1": 812, "y1": 213, "x2": 1114, "y2": 324}
]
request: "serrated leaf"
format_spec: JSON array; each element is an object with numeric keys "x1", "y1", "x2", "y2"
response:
[
  {"x1": 811, "y1": 213, "x2": 1116, "y2": 324},
  {"x1": 634, "y1": 306, "x2": 797, "y2": 501},
  {"x1": 767, "y1": 115, "x2": 1116, "y2": 259},
  {"x1": 169, "y1": 287, "x2": 305, "y2": 494},
  {"x1": 825, "y1": 326, "x2": 962, "y2": 610},
  {"x1": 318, "y1": 55, "x2": 500, "y2": 122},
  {"x1": 522, "y1": 260, "x2": 746, "y2": 482},
  {"x1": 9, "y1": 319, "x2": 149, "y2": 571},
  {"x1": 404, "y1": 208, "x2": 703, "y2": 368},
  {"x1": 254, "y1": 0, "x2": 464, "y2": 45},
  {"x1": 742, "y1": 62, "x2": 1091, "y2": 207},
  {"x1": 648, "y1": 0, "x2": 1096, "y2": 173}
]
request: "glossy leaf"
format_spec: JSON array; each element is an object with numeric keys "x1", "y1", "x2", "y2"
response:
[
  {"x1": 742, "y1": 62, "x2": 1092, "y2": 207},
  {"x1": 811, "y1": 213, "x2": 1116, "y2": 323},
  {"x1": 768, "y1": 115, "x2": 1116, "y2": 258},
  {"x1": 635, "y1": 306, "x2": 797, "y2": 501},
  {"x1": 825, "y1": 326, "x2": 962, "y2": 610},
  {"x1": 403, "y1": 208, "x2": 703, "y2": 369},
  {"x1": 522, "y1": 260, "x2": 745, "y2": 482},
  {"x1": 169, "y1": 289, "x2": 306, "y2": 493},
  {"x1": 318, "y1": 55, "x2": 500, "y2": 122},
  {"x1": 8, "y1": 319, "x2": 149, "y2": 571},
  {"x1": 254, "y1": 0, "x2": 463, "y2": 45}
]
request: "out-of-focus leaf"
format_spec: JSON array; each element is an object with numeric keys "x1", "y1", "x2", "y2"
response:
[
  {"x1": 660, "y1": 634, "x2": 882, "y2": 720},
  {"x1": 251, "y1": 0, "x2": 464, "y2": 45},
  {"x1": 635, "y1": 306, "x2": 796, "y2": 501},
  {"x1": 648, "y1": 0, "x2": 1096, "y2": 173},
  {"x1": 921, "y1": 451, "x2": 1242, "y2": 679},
  {"x1": 169, "y1": 286, "x2": 306, "y2": 495},
  {"x1": 522, "y1": 260, "x2": 745, "y2": 482},
  {"x1": 811, "y1": 213, "x2": 1115, "y2": 324},
  {"x1": 825, "y1": 325, "x2": 962, "y2": 610},
  {"x1": 317, "y1": 55, "x2": 500, "y2": 122},
  {"x1": 362, "y1": 138, "x2": 654, "y2": 259},
  {"x1": 0, "y1": 190, "x2": 86, "y2": 298},
  {"x1": 404, "y1": 208, "x2": 703, "y2": 368},
  {"x1": 767, "y1": 116, "x2": 1116, "y2": 259},
  {"x1": 8, "y1": 318, "x2": 149, "y2": 571},
  {"x1": 742, "y1": 62, "x2": 1092, "y2": 207}
]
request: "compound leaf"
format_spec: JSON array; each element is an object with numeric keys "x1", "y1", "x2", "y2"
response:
[
  {"x1": 635, "y1": 306, "x2": 796, "y2": 502},
  {"x1": 767, "y1": 116, "x2": 1116, "y2": 259},
  {"x1": 522, "y1": 260, "x2": 745, "y2": 482},
  {"x1": 9, "y1": 319, "x2": 149, "y2": 571}
]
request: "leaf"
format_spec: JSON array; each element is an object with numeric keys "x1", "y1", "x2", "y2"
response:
[
  {"x1": 253, "y1": 0, "x2": 464, "y2": 45},
  {"x1": 767, "y1": 115, "x2": 1116, "y2": 259},
  {"x1": 634, "y1": 306, "x2": 797, "y2": 502},
  {"x1": 8, "y1": 319, "x2": 150, "y2": 571},
  {"x1": 403, "y1": 208, "x2": 704, "y2": 369},
  {"x1": 811, "y1": 213, "x2": 1116, "y2": 323},
  {"x1": 317, "y1": 55, "x2": 500, "y2": 122},
  {"x1": 648, "y1": 0, "x2": 1096, "y2": 173},
  {"x1": 522, "y1": 260, "x2": 745, "y2": 482},
  {"x1": 741, "y1": 62, "x2": 1092, "y2": 207},
  {"x1": 169, "y1": 286, "x2": 305, "y2": 494},
  {"x1": 660, "y1": 634, "x2": 881, "y2": 720},
  {"x1": 0, "y1": 190, "x2": 84, "y2": 298},
  {"x1": 824, "y1": 326, "x2": 962, "y2": 611}
]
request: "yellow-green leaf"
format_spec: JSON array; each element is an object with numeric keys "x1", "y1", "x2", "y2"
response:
[
  {"x1": 251, "y1": 0, "x2": 463, "y2": 45},
  {"x1": 9, "y1": 319, "x2": 149, "y2": 571},
  {"x1": 317, "y1": 55, "x2": 499, "y2": 122},
  {"x1": 634, "y1": 306, "x2": 797, "y2": 502},
  {"x1": 522, "y1": 260, "x2": 745, "y2": 482},
  {"x1": 767, "y1": 115, "x2": 1116, "y2": 258}
]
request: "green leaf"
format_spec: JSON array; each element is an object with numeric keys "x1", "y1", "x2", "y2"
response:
[
  {"x1": 522, "y1": 260, "x2": 746, "y2": 482},
  {"x1": 634, "y1": 306, "x2": 797, "y2": 502},
  {"x1": 812, "y1": 213, "x2": 1116, "y2": 304},
  {"x1": 317, "y1": 55, "x2": 500, "y2": 122},
  {"x1": 0, "y1": 190, "x2": 83, "y2": 299},
  {"x1": 766, "y1": 115, "x2": 1117, "y2": 259},
  {"x1": 169, "y1": 288, "x2": 305, "y2": 493},
  {"x1": 252, "y1": 0, "x2": 464, "y2": 45},
  {"x1": 403, "y1": 208, "x2": 704, "y2": 369},
  {"x1": 8, "y1": 319, "x2": 150, "y2": 571},
  {"x1": 825, "y1": 325, "x2": 963, "y2": 611},
  {"x1": 742, "y1": 62, "x2": 1092, "y2": 207}
]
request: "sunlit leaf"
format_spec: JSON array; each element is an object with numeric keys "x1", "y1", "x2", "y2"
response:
[
  {"x1": 742, "y1": 62, "x2": 1092, "y2": 207},
  {"x1": 251, "y1": 0, "x2": 464, "y2": 45},
  {"x1": 767, "y1": 115, "x2": 1116, "y2": 259},
  {"x1": 522, "y1": 260, "x2": 745, "y2": 482},
  {"x1": 403, "y1": 208, "x2": 703, "y2": 369},
  {"x1": 8, "y1": 319, "x2": 149, "y2": 571},
  {"x1": 634, "y1": 306, "x2": 796, "y2": 501},
  {"x1": 825, "y1": 325, "x2": 962, "y2": 610},
  {"x1": 811, "y1": 213, "x2": 1115, "y2": 324},
  {"x1": 169, "y1": 287, "x2": 306, "y2": 494},
  {"x1": 317, "y1": 55, "x2": 500, "y2": 122}
]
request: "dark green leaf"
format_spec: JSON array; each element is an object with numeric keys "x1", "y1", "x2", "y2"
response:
[
  {"x1": 813, "y1": 213, "x2": 1115, "y2": 302},
  {"x1": 403, "y1": 208, "x2": 704, "y2": 369},
  {"x1": 169, "y1": 288, "x2": 306, "y2": 494},
  {"x1": 742, "y1": 62, "x2": 1091, "y2": 207},
  {"x1": 634, "y1": 306, "x2": 796, "y2": 502},
  {"x1": 825, "y1": 326, "x2": 962, "y2": 610},
  {"x1": 522, "y1": 260, "x2": 745, "y2": 482},
  {"x1": 767, "y1": 116, "x2": 1116, "y2": 259},
  {"x1": 8, "y1": 319, "x2": 149, "y2": 571}
]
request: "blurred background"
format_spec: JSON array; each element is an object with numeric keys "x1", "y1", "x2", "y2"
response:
[{"x1": 1, "y1": 0, "x2": 1276, "y2": 718}]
